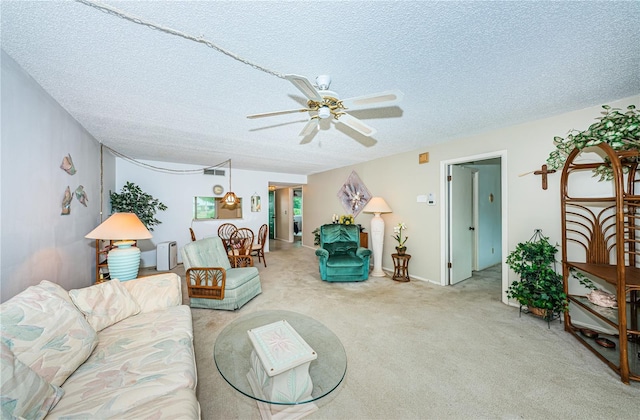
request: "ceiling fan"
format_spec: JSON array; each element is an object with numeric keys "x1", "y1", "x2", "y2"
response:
[{"x1": 247, "y1": 74, "x2": 403, "y2": 138}]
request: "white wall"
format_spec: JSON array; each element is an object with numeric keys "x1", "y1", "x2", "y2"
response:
[
  {"x1": 1, "y1": 51, "x2": 113, "y2": 301},
  {"x1": 304, "y1": 96, "x2": 639, "y2": 293},
  {"x1": 115, "y1": 158, "x2": 306, "y2": 267}
]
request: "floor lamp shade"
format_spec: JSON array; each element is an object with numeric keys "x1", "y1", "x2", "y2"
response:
[
  {"x1": 85, "y1": 213, "x2": 152, "y2": 281},
  {"x1": 362, "y1": 197, "x2": 392, "y2": 277}
]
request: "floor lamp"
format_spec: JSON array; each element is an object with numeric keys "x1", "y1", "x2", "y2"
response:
[
  {"x1": 362, "y1": 197, "x2": 392, "y2": 277},
  {"x1": 86, "y1": 212, "x2": 152, "y2": 281}
]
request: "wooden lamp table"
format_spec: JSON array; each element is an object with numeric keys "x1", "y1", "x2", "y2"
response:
[{"x1": 391, "y1": 253, "x2": 411, "y2": 282}]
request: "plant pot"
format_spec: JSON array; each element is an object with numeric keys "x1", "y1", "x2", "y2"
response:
[
  {"x1": 527, "y1": 305, "x2": 547, "y2": 318},
  {"x1": 396, "y1": 246, "x2": 407, "y2": 256}
]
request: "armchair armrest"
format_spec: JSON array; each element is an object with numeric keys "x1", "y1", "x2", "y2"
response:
[
  {"x1": 356, "y1": 247, "x2": 372, "y2": 258},
  {"x1": 185, "y1": 267, "x2": 226, "y2": 300},
  {"x1": 315, "y1": 248, "x2": 329, "y2": 260}
]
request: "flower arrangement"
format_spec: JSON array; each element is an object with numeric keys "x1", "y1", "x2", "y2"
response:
[
  {"x1": 392, "y1": 222, "x2": 408, "y2": 248},
  {"x1": 339, "y1": 214, "x2": 355, "y2": 225}
]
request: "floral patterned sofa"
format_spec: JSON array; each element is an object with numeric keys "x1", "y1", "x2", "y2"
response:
[{"x1": 1, "y1": 273, "x2": 200, "y2": 419}]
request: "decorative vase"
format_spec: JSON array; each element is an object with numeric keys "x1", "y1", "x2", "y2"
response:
[
  {"x1": 396, "y1": 246, "x2": 407, "y2": 256},
  {"x1": 107, "y1": 240, "x2": 141, "y2": 281}
]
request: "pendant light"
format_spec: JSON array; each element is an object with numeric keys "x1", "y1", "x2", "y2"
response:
[{"x1": 222, "y1": 159, "x2": 238, "y2": 208}]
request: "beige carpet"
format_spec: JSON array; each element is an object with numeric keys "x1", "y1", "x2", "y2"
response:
[{"x1": 162, "y1": 241, "x2": 639, "y2": 419}]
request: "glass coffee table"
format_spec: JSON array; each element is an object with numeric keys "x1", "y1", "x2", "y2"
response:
[{"x1": 214, "y1": 310, "x2": 347, "y2": 419}]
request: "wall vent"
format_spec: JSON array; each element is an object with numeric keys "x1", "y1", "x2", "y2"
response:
[{"x1": 204, "y1": 169, "x2": 225, "y2": 176}]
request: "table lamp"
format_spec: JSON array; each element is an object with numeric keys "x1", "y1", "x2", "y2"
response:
[
  {"x1": 362, "y1": 197, "x2": 392, "y2": 277},
  {"x1": 86, "y1": 212, "x2": 152, "y2": 281}
]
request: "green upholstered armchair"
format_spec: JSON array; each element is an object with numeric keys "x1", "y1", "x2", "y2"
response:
[
  {"x1": 315, "y1": 224, "x2": 371, "y2": 282},
  {"x1": 181, "y1": 237, "x2": 262, "y2": 310}
]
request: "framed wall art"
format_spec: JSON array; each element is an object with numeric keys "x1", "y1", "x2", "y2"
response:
[
  {"x1": 337, "y1": 171, "x2": 372, "y2": 217},
  {"x1": 251, "y1": 194, "x2": 261, "y2": 212}
]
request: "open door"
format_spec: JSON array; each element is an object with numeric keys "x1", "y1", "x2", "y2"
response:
[
  {"x1": 449, "y1": 165, "x2": 474, "y2": 284},
  {"x1": 268, "y1": 190, "x2": 275, "y2": 239}
]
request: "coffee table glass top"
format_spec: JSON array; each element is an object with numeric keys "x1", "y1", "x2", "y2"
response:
[{"x1": 214, "y1": 310, "x2": 347, "y2": 405}]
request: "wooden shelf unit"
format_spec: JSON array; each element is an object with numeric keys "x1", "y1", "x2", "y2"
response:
[
  {"x1": 95, "y1": 239, "x2": 113, "y2": 283},
  {"x1": 560, "y1": 143, "x2": 639, "y2": 384}
]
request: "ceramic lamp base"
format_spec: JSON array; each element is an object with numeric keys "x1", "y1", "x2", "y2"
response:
[{"x1": 107, "y1": 240, "x2": 140, "y2": 281}]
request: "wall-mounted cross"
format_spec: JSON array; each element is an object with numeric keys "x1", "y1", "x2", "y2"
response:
[{"x1": 533, "y1": 164, "x2": 556, "y2": 190}]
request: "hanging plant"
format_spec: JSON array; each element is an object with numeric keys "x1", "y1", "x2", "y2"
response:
[
  {"x1": 546, "y1": 104, "x2": 639, "y2": 181},
  {"x1": 110, "y1": 181, "x2": 168, "y2": 231}
]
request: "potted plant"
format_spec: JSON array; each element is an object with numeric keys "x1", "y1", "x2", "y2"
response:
[
  {"x1": 392, "y1": 222, "x2": 408, "y2": 255},
  {"x1": 110, "y1": 181, "x2": 168, "y2": 231},
  {"x1": 546, "y1": 104, "x2": 639, "y2": 181},
  {"x1": 506, "y1": 230, "x2": 568, "y2": 321}
]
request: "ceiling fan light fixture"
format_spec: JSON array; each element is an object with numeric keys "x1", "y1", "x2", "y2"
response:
[{"x1": 318, "y1": 106, "x2": 331, "y2": 119}]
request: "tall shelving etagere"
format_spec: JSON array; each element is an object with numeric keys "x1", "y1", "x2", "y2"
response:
[{"x1": 560, "y1": 143, "x2": 639, "y2": 384}]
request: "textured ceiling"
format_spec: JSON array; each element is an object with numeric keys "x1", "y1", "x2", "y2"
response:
[{"x1": 2, "y1": 1, "x2": 639, "y2": 175}]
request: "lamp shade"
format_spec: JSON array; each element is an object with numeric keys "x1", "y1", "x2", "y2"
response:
[
  {"x1": 85, "y1": 213, "x2": 152, "y2": 240},
  {"x1": 362, "y1": 197, "x2": 392, "y2": 214}
]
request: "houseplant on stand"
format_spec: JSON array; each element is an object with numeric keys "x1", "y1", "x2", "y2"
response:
[
  {"x1": 506, "y1": 229, "x2": 568, "y2": 324},
  {"x1": 392, "y1": 222, "x2": 408, "y2": 255}
]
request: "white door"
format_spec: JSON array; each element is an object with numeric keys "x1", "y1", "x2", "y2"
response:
[{"x1": 449, "y1": 165, "x2": 474, "y2": 284}]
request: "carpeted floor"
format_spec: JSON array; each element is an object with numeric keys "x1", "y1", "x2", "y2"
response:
[{"x1": 155, "y1": 240, "x2": 639, "y2": 419}]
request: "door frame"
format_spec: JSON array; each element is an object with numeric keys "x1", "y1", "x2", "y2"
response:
[{"x1": 440, "y1": 150, "x2": 509, "y2": 304}]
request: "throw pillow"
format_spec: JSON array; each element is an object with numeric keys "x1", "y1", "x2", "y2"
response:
[
  {"x1": 122, "y1": 273, "x2": 182, "y2": 313},
  {"x1": 36, "y1": 280, "x2": 73, "y2": 304},
  {"x1": 69, "y1": 280, "x2": 141, "y2": 332},
  {"x1": 0, "y1": 341, "x2": 65, "y2": 420},
  {"x1": 0, "y1": 285, "x2": 98, "y2": 387}
]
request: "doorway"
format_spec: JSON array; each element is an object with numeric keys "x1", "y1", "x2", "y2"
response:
[
  {"x1": 441, "y1": 151, "x2": 508, "y2": 304},
  {"x1": 293, "y1": 188, "x2": 302, "y2": 243},
  {"x1": 268, "y1": 190, "x2": 275, "y2": 239}
]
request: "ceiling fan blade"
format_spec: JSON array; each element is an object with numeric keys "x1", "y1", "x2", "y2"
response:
[
  {"x1": 247, "y1": 108, "x2": 310, "y2": 119},
  {"x1": 341, "y1": 90, "x2": 404, "y2": 110},
  {"x1": 299, "y1": 118, "x2": 319, "y2": 137},
  {"x1": 285, "y1": 74, "x2": 322, "y2": 102},
  {"x1": 335, "y1": 113, "x2": 377, "y2": 137}
]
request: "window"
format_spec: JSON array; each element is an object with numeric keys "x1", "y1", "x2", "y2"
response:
[{"x1": 194, "y1": 196, "x2": 243, "y2": 220}]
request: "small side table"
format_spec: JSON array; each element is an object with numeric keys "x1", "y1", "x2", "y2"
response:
[{"x1": 391, "y1": 253, "x2": 411, "y2": 282}]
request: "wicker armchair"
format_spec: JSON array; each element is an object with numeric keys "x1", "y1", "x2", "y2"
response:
[
  {"x1": 228, "y1": 227, "x2": 255, "y2": 267},
  {"x1": 181, "y1": 237, "x2": 261, "y2": 310},
  {"x1": 218, "y1": 223, "x2": 237, "y2": 252}
]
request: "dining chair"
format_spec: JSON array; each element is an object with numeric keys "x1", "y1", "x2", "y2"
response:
[
  {"x1": 217, "y1": 223, "x2": 237, "y2": 252},
  {"x1": 251, "y1": 224, "x2": 268, "y2": 267},
  {"x1": 228, "y1": 228, "x2": 255, "y2": 267}
]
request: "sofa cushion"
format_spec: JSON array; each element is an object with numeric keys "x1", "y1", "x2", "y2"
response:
[
  {"x1": 324, "y1": 241, "x2": 358, "y2": 255},
  {"x1": 46, "y1": 305, "x2": 197, "y2": 418},
  {"x1": 35, "y1": 280, "x2": 73, "y2": 305},
  {"x1": 225, "y1": 266, "x2": 260, "y2": 289},
  {"x1": 326, "y1": 254, "x2": 365, "y2": 268},
  {"x1": 0, "y1": 282, "x2": 98, "y2": 387},
  {"x1": 116, "y1": 388, "x2": 200, "y2": 420},
  {"x1": 70, "y1": 280, "x2": 141, "y2": 332},
  {"x1": 0, "y1": 340, "x2": 65, "y2": 420},
  {"x1": 121, "y1": 273, "x2": 182, "y2": 313}
]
